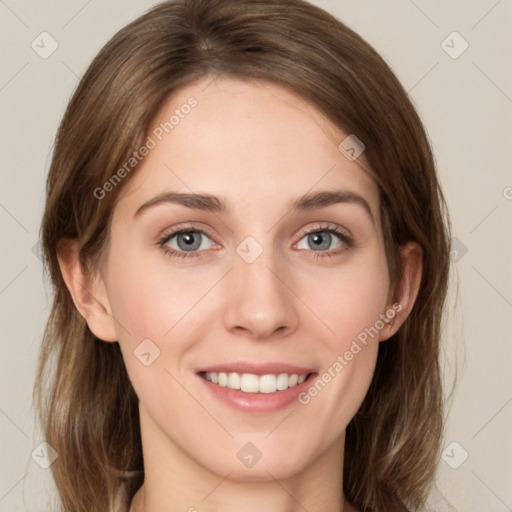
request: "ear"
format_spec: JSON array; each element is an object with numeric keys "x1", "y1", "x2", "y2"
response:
[
  {"x1": 56, "y1": 238, "x2": 117, "y2": 342},
  {"x1": 379, "y1": 241, "x2": 422, "y2": 341}
]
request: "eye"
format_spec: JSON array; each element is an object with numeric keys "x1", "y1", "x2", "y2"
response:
[
  {"x1": 295, "y1": 225, "x2": 352, "y2": 257},
  {"x1": 158, "y1": 228, "x2": 217, "y2": 259},
  {"x1": 157, "y1": 224, "x2": 353, "y2": 261}
]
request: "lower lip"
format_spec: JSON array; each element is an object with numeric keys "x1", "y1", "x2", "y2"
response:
[{"x1": 198, "y1": 373, "x2": 317, "y2": 413}]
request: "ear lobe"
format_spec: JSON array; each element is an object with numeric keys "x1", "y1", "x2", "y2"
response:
[
  {"x1": 379, "y1": 241, "x2": 423, "y2": 342},
  {"x1": 56, "y1": 238, "x2": 118, "y2": 342}
]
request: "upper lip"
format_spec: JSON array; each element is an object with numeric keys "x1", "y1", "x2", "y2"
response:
[{"x1": 196, "y1": 362, "x2": 317, "y2": 376}]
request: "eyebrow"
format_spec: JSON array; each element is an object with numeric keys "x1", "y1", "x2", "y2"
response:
[{"x1": 133, "y1": 189, "x2": 374, "y2": 222}]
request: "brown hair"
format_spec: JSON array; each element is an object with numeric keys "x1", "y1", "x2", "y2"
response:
[{"x1": 34, "y1": 0, "x2": 451, "y2": 510}]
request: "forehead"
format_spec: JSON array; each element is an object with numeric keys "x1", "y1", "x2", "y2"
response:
[{"x1": 115, "y1": 76, "x2": 379, "y2": 218}]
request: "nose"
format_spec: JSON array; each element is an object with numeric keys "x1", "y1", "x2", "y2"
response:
[{"x1": 223, "y1": 246, "x2": 299, "y2": 340}]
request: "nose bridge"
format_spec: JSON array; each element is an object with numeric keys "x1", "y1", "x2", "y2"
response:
[{"x1": 223, "y1": 235, "x2": 298, "y2": 339}]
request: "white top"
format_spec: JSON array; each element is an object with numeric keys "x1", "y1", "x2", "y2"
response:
[{"x1": 114, "y1": 470, "x2": 144, "y2": 512}]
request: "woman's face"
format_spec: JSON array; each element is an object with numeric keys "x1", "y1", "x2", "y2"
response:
[{"x1": 97, "y1": 76, "x2": 395, "y2": 480}]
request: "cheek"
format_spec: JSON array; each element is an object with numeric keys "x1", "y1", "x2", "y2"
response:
[
  {"x1": 295, "y1": 251, "x2": 388, "y2": 423},
  {"x1": 106, "y1": 248, "x2": 213, "y2": 341},
  {"x1": 104, "y1": 249, "x2": 221, "y2": 395},
  {"x1": 300, "y1": 248, "x2": 390, "y2": 348}
]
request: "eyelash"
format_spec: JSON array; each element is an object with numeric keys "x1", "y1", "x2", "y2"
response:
[{"x1": 157, "y1": 224, "x2": 353, "y2": 261}]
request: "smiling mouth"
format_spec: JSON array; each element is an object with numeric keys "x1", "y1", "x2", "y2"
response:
[{"x1": 199, "y1": 371, "x2": 314, "y2": 394}]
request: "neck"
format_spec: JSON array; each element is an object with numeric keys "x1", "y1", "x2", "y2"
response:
[
  {"x1": 130, "y1": 472, "x2": 357, "y2": 512},
  {"x1": 129, "y1": 405, "x2": 357, "y2": 512}
]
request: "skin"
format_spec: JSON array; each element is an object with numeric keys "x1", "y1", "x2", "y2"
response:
[{"x1": 58, "y1": 76, "x2": 422, "y2": 512}]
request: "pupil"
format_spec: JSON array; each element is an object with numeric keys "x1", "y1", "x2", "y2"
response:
[
  {"x1": 178, "y1": 232, "x2": 201, "y2": 251},
  {"x1": 309, "y1": 232, "x2": 330, "y2": 251}
]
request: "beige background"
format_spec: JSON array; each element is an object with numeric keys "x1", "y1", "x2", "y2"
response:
[{"x1": 0, "y1": 1, "x2": 511, "y2": 511}]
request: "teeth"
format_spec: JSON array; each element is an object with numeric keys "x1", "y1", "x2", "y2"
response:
[
  {"x1": 227, "y1": 372, "x2": 241, "y2": 390},
  {"x1": 241, "y1": 373, "x2": 259, "y2": 392},
  {"x1": 259, "y1": 374, "x2": 276, "y2": 394},
  {"x1": 203, "y1": 372, "x2": 310, "y2": 393}
]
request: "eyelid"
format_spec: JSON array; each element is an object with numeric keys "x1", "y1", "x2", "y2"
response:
[
  {"x1": 157, "y1": 223, "x2": 216, "y2": 243},
  {"x1": 297, "y1": 222, "x2": 352, "y2": 240}
]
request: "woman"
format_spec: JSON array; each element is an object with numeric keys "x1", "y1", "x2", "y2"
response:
[{"x1": 34, "y1": 0, "x2": 451, "y2": 510}]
